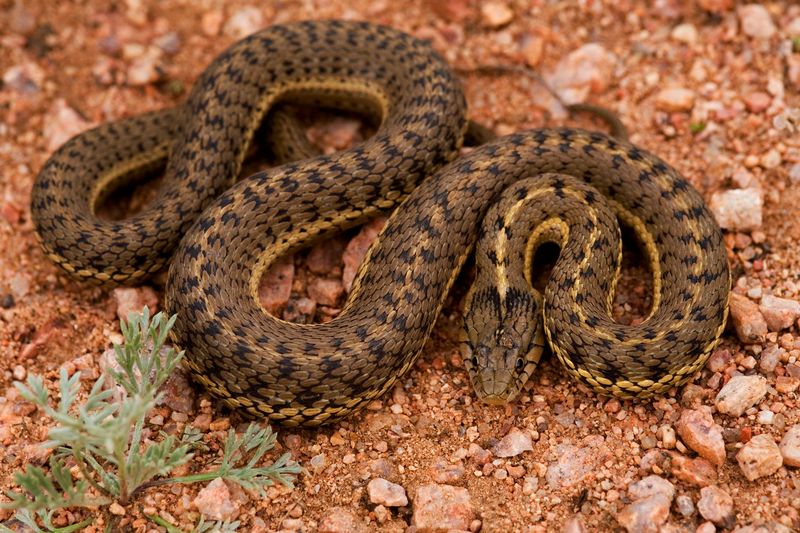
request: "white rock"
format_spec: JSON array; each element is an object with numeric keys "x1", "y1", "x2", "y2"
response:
[
  {"x1": 546, "y1": 44, "x2": 617, "y2": 105},
  {"x1": 671, "y1": 23, "x2": 698, "y2": 44},
  {"x1": 697, "y1": 486, "x2": 734, "y2": 527},
  {"x1": 758, "y1": 295, "x2": 800, "y2": 332},
  {"x1": 114, "y1": 286, "x2": 159, "y2": 322},
  {"x1": 738, "y1": 4, "x2": 776, "y2": 39},
  {"x1": 627, "y1": 475, "x2": 675, "y2": 501},
  {"x1": 223, "y1": 6, "x2": 264, "y2": 39},
  {"x1": 715, "y1": 375, "x2": 767, "y2": 417},
  {"x1": 546, "y1": 443, "x2": 600, "y2": 488},
  {"x1": 616, "y1": 493, "x2": 671, "y2": 532},
  {"x1": 492, "y1": 427, "x2": 533, "y2": 457},
  {"x1": 367, "y1": 478, "x2": 408, "y2": 507},
  {"x1": 655, "y1": 87, "x2": 695, "y2": 112},
  {"x1": 412, "y1": 484, "x2": 475, "y2": 531},
  {"x1": 709, "y1": 188, "x2": 763, "y2": 231},
  {"x1": 779, "y1": 425, "x2": 800, "y2": 467},
  {"x1": 481, "y1": 2, "x2": 514, "y2": 28},
  {"x1": 193, "y1": 478, "x2": 238, "y2": 520},
  {"x1": 127, "y1": 47, "x2": 163, "y2": 86},
  {"x1": 43, "y1": 99, "x2": 94, "y2": 152},
  {"x1": 736, "y1": 434, "x2": 783, "y2": 481},
  {"x1": 3, "y1": 62, "x2": 45, "y2": 94}
]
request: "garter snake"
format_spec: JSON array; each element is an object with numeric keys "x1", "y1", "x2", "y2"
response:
[{"x1": 30, "y1": 20, "x2": 730, "y2": 426}]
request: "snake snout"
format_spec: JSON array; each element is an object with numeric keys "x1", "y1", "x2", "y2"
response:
[{"x1": 475, "y1": 367, "x2": 515, "y2": 405}]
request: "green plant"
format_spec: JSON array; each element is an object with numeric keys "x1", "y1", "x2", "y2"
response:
[{"x1": 1, "y1": 308, "x2": 301, "y2": 532}]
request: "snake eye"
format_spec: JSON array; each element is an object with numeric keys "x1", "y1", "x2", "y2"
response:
[
  {"x1": 515, "y1": 358, "x2": 524, "y2": 372},
  {"x1": 471, "y1": 356, "x2": 479, "y2": 368}
]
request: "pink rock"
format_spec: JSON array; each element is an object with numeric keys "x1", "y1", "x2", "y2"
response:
[
  {"x1": 780, "y1": 425, "x2": 800, "y2": 467},
  {"x1": 744, "y1": 92, "x2": 771, "y2": 113},
  {"x1": 3, "y1": 62, "x2": 45, "y2": 94},
  {"x1": 223, "y1": 6, "x2": 264, "y2": 39},
  {"x1": 430, "y1": 458, "x2": 465, "y2": 483},
  {"x1": 258, "y1": 256, "x2": 294, "y2": 314},
  {"x1": 306, "y1": 239, "x2": 344, "y2": 275},
  {"x1": 480, "y1": 1, "x2": 513, "y2": 28},
  {"x1": 412, "y1": 484, "x2": 475, "y2": 530},
  {"x1": 715, "y1": 375, "x2": 767, "y2": 417},
  {"x1": 318, "y1": 506, "x2": 366, "y2": 533},
  {"x1": 727, "y1": 293, "x2": 767, "y2": 343},
  {"x1": 706, "y1": 349, "x2": 732, "y2": 372},
  {"x1": 546, "y1": 43, "x2": 617, "y2": 105},
  {"x1": 616, "y1": 494, "x2": 671, "y2": 533},
  {"x1": 627, "y1": 475, "x2": 675, "y2": 501},
  {"x1": 114, "y1": 286, "x2": 159, "y2": 322},
  {"x1": 193, "y1": 478, "x2": 239, "y2": 520},
  {"x1": 738, "y1": 4, "x2": 776, "y2": 39},
  {"x1": 343, "y1": 218, "x2": 386, "y2": 292},
  {"x1": 492, "y1": 427, "x2": 533, "y2": 457},
  {"x1": 367, "y1": 478, "x2": 408, "y2": 507},
  {"x1": 654, "y1": 87, "x2": 695, "y2": 112},
  {"x1": 307, "y1": 278, "x2": 344, "y2": 307},
  {"x1": 697, "y1": 486, "x2": 735, "y2": 527},
  {"x1": 675, "y1": 409, "x2": 726, "y2": 466},
  {"x1": 758, "y1": 295, "x2": 800, "y2": 332},
  {"x1": 736, "y1": 434, "x2": 783, "y2": 481},
  {"x1": 667, "y1": 453, "x2": 717, "y2": 487},
  {"x1": 157, "y1": 368, "x2": 196, "y2": 414},
  {"x1": 44, "y1": 99, "x2": 94, "y2": 152}
]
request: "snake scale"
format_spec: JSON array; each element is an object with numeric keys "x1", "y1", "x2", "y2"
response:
[{"x1": 30, "y1": 20, "x2": 730, "y2": 426}]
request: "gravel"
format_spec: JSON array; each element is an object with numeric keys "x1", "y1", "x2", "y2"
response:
[{"x1": 2, "y1": 1, "x2": 799, "y2": 531}]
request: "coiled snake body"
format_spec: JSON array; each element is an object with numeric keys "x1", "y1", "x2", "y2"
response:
[{"x1": 31, "y1": 21, "x2": 729, "y2": 426}]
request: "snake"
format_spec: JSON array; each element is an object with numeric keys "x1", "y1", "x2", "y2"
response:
[{"x1": 30, "y1": 20, "x2": 730, "y2": 426}]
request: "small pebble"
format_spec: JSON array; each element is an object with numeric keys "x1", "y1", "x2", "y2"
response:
[
  {"x1": 318, "y1": 507, "x2": 366, "y2": 533},
  {"x1": 779, "y1": 425, "x2": 800, "y2": 467},
  {"x1": 736, "y1": 434, "x2": 783, "y2": 480},
  {"x1": 675, "y1": 409, "x2": 726, "y2": 465},
  {"x1": 492, "y1": 427, "x2": 533, "y2": 457},
  {"x1": 192, "y1": 478, "x2": 238, "y2": 521},
  {"x1": 671, "y1": 23, "x2": 697, "y2": 44},
  {"x1": 522, "y1": 476, "x2": 539, "y2": 494},
  {"x1": 715, "y1": 375, "x2": 768, "y2": 417},
  {"x1": 431, "y1": 458, "x2": 465, "y2": 483},
  {"x1": 616, "y1": 494, "x2": 671, "y2": 532},
  {"x1": 223, "y1": 6, "x2": 264, "y2": 39},
  {"x1": 744, "y1": 92, "x2": 771, "y2": 113},
  {"x1": 738, "y1": 4, "x2": 776, "y2": 39},
  {"x1": 655, "y1": 87, "x2": 695, "y2": 112},
  {"x1": 675, "y1": 494, "x2": 695, "y2": 517},
  {"x1": 412, "y1": 484, "x2": 475, "y2": 531},
  {"x1": 310, "y1": 453, "x2": 327, "y2": 473},
  {"x1": 373, "y1": 504, "x2": 390, "y2": 523},
  {"x1": 12, "y1": 365, "x2": 26, "y2": 381},
  {"x1": 710, "y1": 189, "x2": 763, "y2": 232},
  {"x1": 367, "y1": 478, "x2": 408, "y2": 507},
  {"x1": 480, "y1": 1, "x2": 514, "y2": 28},
  {"x1": 627, "y1": 475, "x2": 675, "y2": 501},
  {"x1": 759, "y1": 345, "x2": 784, "y2": 374},
  {"x1": 667, "y1": 453, "x2": 717, "y2": 487},
  {"x1": 776, "y1": 376, "x2": 800, "y2": 394},
  {"x1": 759, "y1": 295, "x2": 800, "y2": 332},
  {"x1": 697, "y1": 485, "x2": 735, "y2": 528}
]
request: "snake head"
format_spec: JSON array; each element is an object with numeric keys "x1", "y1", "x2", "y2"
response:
[{"x1": 462, "y1": 286, "x2": 545, "y2": 405}]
